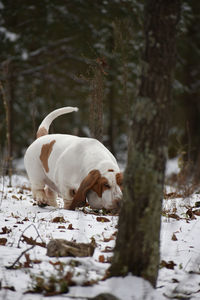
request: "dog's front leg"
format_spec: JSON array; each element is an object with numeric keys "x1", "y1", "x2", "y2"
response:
[
  {"x1": 44, "y1": 187, "x2": 57, "y2": 207},
  {"x1": 32, "y1": 188, "x2": 48, "y2": 207}
]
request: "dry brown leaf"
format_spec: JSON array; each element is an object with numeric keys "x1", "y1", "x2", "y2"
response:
[
  {"x1": 99, "y1": 255, "x2": 105, "y2": 263},
  {"x1": 68, "y1": 224, "x2": 74, "y2": 230},
  {"x1": 0, "y1": 238, "x2": 7, "y2": 245},
  {"x1": 102, "y1": 246, "x2": 113, "y2": 253},
  {"x1": 96, "y1": 217, "x2": 110, "y2": 223},
  {"x1": 103, "y1": 235, "x2": 115, "y2": 242},
  {"x1": 160, "y1": 260, "x2": 177, "y2": 270},
  {"x1": 186, "y1": 208, "x2": 196, "y2": 220},
  {"x1": 52, "y1": 216, "x2": 66, "y2": 223},
  {"x1": 164, "y1": 192, "x2": 183, "y2": 199},
  {"x1": 24, "y1": 253, "x2": 32, "y2": 268},
  {"x1": 168, "y1": 213, "x2": 180, "y2": 220},
  {"x1": 193, "y1": 209, "x2": 200, "y2": 216},
  {"x1": 172, "y1": 233, "x2": 178, "y2": 241},
  {"x1": 0, "y1": 226, "x2": 12, "y2": 234},
  {"x1": 22, "y1": 235, "x2": 46, "y2": 248}
]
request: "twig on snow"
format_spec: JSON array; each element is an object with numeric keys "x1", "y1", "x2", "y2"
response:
[
  {"x1": 6, "y1": 224, "x2": 45, "y2": 269},
  {"x1": 17, "y1": 223, "x2": 45, "y2": 248},
  {"x1": 6, "y1": 244, "x2": 35, "y2": 270}
]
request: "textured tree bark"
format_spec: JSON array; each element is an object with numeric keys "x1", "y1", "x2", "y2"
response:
[
  {"x1": 109, "y1": 0, "x2": 180, "y2": 287},
  {"x1": 90, "y1": 60, "x2": 104, "y2": 143}
]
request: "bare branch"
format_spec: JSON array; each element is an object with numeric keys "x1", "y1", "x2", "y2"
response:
[
  {"x1": 6, "y1": 224, "x2": 45, "y2": 269},
  {"x1": 6, "y1": 245, "x2": 35, "y2": 270}
]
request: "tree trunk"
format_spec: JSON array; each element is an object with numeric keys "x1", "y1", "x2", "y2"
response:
[
  {"x1": 109, "y1": 0, "x2": 180, "y2": 287},
  {"x1": 90, "y1": 59, "x2": 104, "y2": 143},
  {"x1": 0, "y1": 63, "x2": 14, "y2": 185}
]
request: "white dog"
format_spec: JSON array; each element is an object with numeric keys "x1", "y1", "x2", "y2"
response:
[{"x1": 24, "y1": 107, "x2": 123, "y2": 210}]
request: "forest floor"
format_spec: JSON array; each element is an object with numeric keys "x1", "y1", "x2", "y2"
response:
[{"x1": 1, "y1": 171, "x2": 200, "y2": 300}]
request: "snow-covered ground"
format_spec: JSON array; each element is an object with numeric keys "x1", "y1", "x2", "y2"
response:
[{"x1": 1, "y1": 171, "x2": 200, "y2": 300}]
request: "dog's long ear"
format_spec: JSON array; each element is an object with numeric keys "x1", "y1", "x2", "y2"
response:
[{"x1": 69, "y1": 170, "x2": 101, "y2": 210}]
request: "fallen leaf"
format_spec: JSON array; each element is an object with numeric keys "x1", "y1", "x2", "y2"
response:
[
  {"x1": 104, "y1": 236, "x2": 114, "y2": 242},
  {"x1": 103, "y1": 234, "x2": 115, "y2": 242},
  {"x1": 193, "y1": 209, "x2": 200, "y2": 216},
  {"x1": 99, "y1": 255, "x2": 105, "y2": 263},
  {"x1": 16, "y1": 221, "x2": 24, "y2": 224},
  {"x1": 172, "y1": 278, "x2": 179, "y2": 283},
  {"x1": 0, "y1": 226, "x2": 12, "y2": 234},
  {"x1": 0, "y1": 238, "x2": 7, "y2": 245},
  {"x1": 49, "y1": 261, "x2": 63, "y2": 267},
  {"x1": 186, "y1": 208, "x2": 196, "y2": 220},
  {"x1": 82, "y1": 279, "x2": 98, "y2": 286},
  {"x1": 160, "y1": 260, "x2": 177, "y2": 270},
  {"x1": 98, "y1": 255, "x2": 112, "y2": 263},
  {"x1": 32, "y1": 259, "x2": 42, "y2": 264},
  {"x1": 68, "y1": 224, "x2": 74, "y2": 230},
  {"x1": 22, "y1": 235, "x2": 46, "y2": 248},
  {"x1": 12, "y1": 195, "x2": 19, "y2": 200},
  {"x1": 58, "y1": 225, "x2": 66, "y2": 229},
  {"x1": 172, "y1": 233, "x2": 178, "y2": 241},
  {"x1": 164, "y1": 192, "x2": 183, "y2": 199},
  {"x1": 168, "y1": 213, "x2": 180, "y2": 220},
  {"x1": 96, "y1": 217, "x2": 110, "y2": 223},
  {"x1": 52, "y1": 216, "x2": 66, "y2": 223},
  {"x1": 2, "y1": 286, "x2": 16, "y2": 291},
  {"x1": 102, "y1": 246, "x2": 113, "y2": 253},
  {"x1": 24, "y1": 253, "x2": 32, "y2": 268}
]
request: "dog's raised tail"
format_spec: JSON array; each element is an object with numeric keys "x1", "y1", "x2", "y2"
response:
[{"x1": 36, "y1": 107, "x2": 78, "y2": 139}]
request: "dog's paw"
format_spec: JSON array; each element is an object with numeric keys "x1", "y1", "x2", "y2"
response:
[
  {"x1": 37, "y1": 202, "x2": 49, "y2": 207},
  {"x1": 36, "y1": 197, "x2": 48, "y2": 207},
  {"x1": 33, "y1": 189, "x2": 48, "y2": 207}
]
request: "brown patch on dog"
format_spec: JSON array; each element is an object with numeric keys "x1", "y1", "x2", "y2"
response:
[
  {"x1": 116, "y1": 173, "x2": 123, "y2": 190},
  {"x1": 69, "y1": 170, "x2": 101, "y2": 210},
  {"x1": 40, "y1": 140, "x2": 56, "y2": 172},
  {"x1": 36, "y1": 127, "x2": 48, "y2": 139},
  {"x1": 108, "y1": 169, "x2": 114, "y2": 172},
  {"x1": 92, "y1": 176, "x2": 110, "y2": 197}
]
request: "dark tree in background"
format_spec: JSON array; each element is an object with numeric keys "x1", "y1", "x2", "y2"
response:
[
  {"x1": 110, "y1": 0, "x2": 180, "y2": 286},
  {"x1": 0, "y1": 1, "x2": 140, "y2": 163},
  {"x1": 170, "y1": 0, "x2": 200, "y2": 184},
  {"x1": 1, "y1": 0, "x2": 198, "y2": 176}
]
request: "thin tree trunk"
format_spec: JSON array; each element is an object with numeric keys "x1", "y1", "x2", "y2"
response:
[
  {"x1": 90, "y1": 59, "x2": 105, "y2": 142},
  {"x1": 0, "y1": 63, "x2": 13, "y2": 186},
  {"x1": 110, "y1": 0, "x2": 180, "y2": 287}
]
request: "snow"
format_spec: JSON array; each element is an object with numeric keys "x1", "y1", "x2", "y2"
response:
[
  {"x1": 1, "y1": 174, "x2": 200, "y2": 299},
  {"x1": 0, "y1": 27, "x2": 19, "y2": 42},
  {"x1": 165, "y1": 157, "x2": 180, "y2": 176}
]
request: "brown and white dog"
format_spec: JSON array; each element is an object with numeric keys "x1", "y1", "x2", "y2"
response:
[{"x1": 24, "y1": 107, "x2": 123, "y2": 211}]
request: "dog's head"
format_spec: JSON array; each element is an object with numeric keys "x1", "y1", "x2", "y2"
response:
[{"x1": 69, "y1": 169, "x2": 123, "y2": 211}]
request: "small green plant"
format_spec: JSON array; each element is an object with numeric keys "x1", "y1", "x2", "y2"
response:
[
  {"x1": 28, "y1": 270, "x2": 72, "y2": 296},
  {"x1": 27, "y1": 260, "x2": 75, "y2": 296}
]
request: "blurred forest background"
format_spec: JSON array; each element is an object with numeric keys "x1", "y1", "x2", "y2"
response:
[{"x1": 0, "y1": 0, "x2": 199, "y2": 181}]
